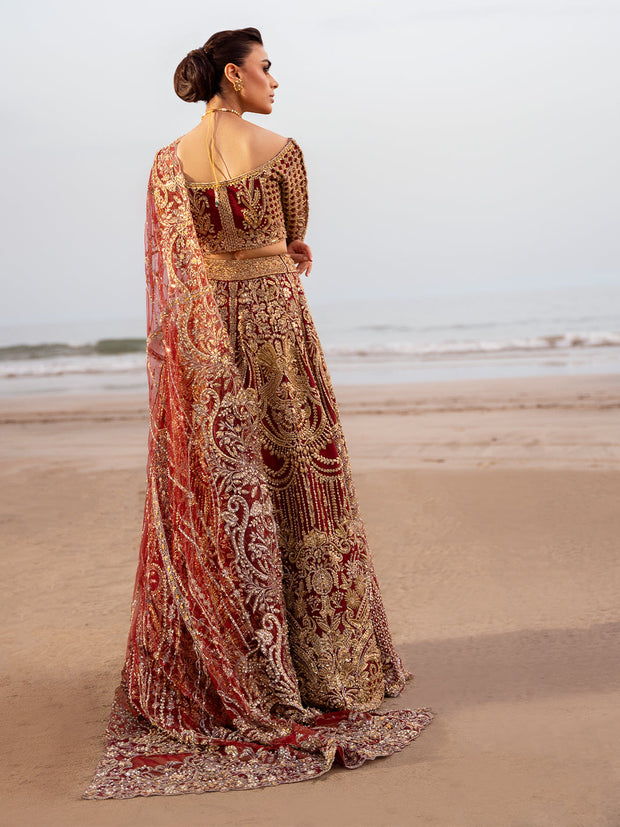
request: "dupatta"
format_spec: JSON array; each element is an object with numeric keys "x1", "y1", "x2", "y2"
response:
[{"x1": 83, "y1": 141, "x2": 432, "y2": 799}]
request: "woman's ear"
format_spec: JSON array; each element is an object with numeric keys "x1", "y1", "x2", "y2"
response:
[{"x1": 223, "y1": 62, "x2": 241, "y2": 86}]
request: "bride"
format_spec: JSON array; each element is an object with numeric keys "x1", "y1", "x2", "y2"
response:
[{"x1": 84, "y1": 26, "x2": 432, "y2": 799}]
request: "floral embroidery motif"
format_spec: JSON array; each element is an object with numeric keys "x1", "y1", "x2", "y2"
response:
[{"x1": 210, "y1": 267, "x2": 398, "y2": 710}]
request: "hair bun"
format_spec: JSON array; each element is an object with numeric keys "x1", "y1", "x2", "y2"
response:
[
  {"x1": 173, "y1": 28, "x2": 263, "y2": 105},
  {"x1": 174, "y1": 48, "x2": 214, "y2": 103}
]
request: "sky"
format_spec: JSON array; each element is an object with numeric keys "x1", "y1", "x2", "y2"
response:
[{"x1": 1, "y1": 0, "x2": 619, "y2": 334}]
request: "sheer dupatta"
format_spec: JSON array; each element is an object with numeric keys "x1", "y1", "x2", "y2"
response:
[{"x1": 83, "y1": 142, "x2": 432, "y2": 799}]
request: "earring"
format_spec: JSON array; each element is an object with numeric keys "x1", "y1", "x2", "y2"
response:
[{"x1": 232, "y1": 78, "x2": 243, "y2": 93}]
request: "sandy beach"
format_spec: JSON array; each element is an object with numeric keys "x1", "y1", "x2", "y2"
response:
[{"x1": 1, "y1": 372, "x2": 619, "y2": 826}]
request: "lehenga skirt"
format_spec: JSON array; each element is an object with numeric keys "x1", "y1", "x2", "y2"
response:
[
  {"x1": 83, "y1": 254, "x2": 432, "y2": 799},
  {"x1": 206, "y1": 254, "x2": 409, "y2": 709}
]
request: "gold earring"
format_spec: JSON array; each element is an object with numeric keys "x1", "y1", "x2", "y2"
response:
[{"x1": 232, "y1": 78, "x2": 243, "y2": 93}]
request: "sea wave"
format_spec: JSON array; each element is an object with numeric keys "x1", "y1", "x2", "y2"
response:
[
  {"x1": 0, "y1": 353, "x2": 146, "y2": 378},
  {"x1": 326, "y1": 331, "x2": 620, "y2": 359},
  {"x1": 1, "y1": 331, "x2": 619, "y2": 379},
  {"x1": 0, "y1": 338, "x2": 145, "y2": 361}
]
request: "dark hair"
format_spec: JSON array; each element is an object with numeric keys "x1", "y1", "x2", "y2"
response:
[{"x1": 174, "y1": 27, "x2": 263, "y2": 103}]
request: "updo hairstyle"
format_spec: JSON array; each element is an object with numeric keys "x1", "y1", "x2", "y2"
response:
[{"x1": 174, "y1": 27, "x2": 263, "y2": 103}]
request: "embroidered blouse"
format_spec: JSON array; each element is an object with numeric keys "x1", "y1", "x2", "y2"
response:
[{"x1": 184, "y1": 138, "x2": 308, "y2": 255}]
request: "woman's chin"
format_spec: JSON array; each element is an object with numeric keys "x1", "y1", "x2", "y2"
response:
[{"x1": 254, "y1": 102, "x2": 274, "y2": 115}]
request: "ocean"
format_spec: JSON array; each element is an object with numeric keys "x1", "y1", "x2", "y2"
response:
[{"x1": 1, "y1": 284, "x2": 618, "y2": 398}]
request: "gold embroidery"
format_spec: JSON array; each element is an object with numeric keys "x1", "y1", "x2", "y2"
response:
[
  {"x1": 202, "y1": 254, "x2": 296, "y2": 281},
  {"x1": 210, "y1": 265, "x2": 405, "y2": 711},
  {"x1": 83, "y1": 683, "x2": 433, "y2": 799},
  {"x1": 185, "y1": 139, "x2": 308, "y2": 255}
]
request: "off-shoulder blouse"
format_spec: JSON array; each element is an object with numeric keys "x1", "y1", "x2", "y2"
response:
[{"x1": 184, "y1": 138, "x2": 308, "y2": 256}]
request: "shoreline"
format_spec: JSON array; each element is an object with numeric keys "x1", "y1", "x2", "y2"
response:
[
  {"x1": 2, "y1": 372, "x2": 618, "y2": 472},
  {"x1": 2, "y1": 343, "x2": 620, "y2": 397},
  {"x1": 1, "y1": 369, "x2": 617, "y2": 406}
]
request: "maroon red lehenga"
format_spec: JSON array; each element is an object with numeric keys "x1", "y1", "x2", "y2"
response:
[{"x1": 83, "y1": 137, "x2": 432, "y2": 799}]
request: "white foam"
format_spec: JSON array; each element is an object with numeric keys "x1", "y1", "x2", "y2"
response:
[
  {"x1": 325, "y1": 331, "x2": 620, "y2": 359},
  {"x1": 0, "y1": 353, "x2": 145, "y2": 378}
]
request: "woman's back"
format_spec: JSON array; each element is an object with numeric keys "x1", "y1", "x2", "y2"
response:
[{"x1": 177, "y1": 115, "x2": 288, "y2": 184}]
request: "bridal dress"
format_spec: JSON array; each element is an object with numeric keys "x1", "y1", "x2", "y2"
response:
[{"x1": 84, "y1": 137, "x2": 432, "y2": 799}]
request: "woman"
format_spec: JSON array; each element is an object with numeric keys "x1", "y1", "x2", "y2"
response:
[{"x1": 84, "y1": 27, "x2": 432, "y2": 799}]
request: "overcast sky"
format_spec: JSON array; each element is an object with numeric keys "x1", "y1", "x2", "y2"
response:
[{"x1": 1, "y1": 0, "x2": 618, "y2": 331}]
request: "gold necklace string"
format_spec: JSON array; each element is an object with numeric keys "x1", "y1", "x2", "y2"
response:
[{"x1": 201, "y1": 108, "x2": 242, "y2": 202}]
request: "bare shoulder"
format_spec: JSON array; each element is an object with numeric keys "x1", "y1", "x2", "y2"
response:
[
  {"x1": 241, "y1": 121, "x2": 290, "y2": 163},
  {"x1": 175, "y1": 122, "x2": 203, "y2": 156},
  {"x1": 174, "y1": 118, "x2": 292, "y2": 182}
]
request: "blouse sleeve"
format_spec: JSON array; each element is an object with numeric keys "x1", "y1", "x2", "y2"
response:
[{"x1": 279, "y1": 141, "x2": 309, "y2": 245}]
